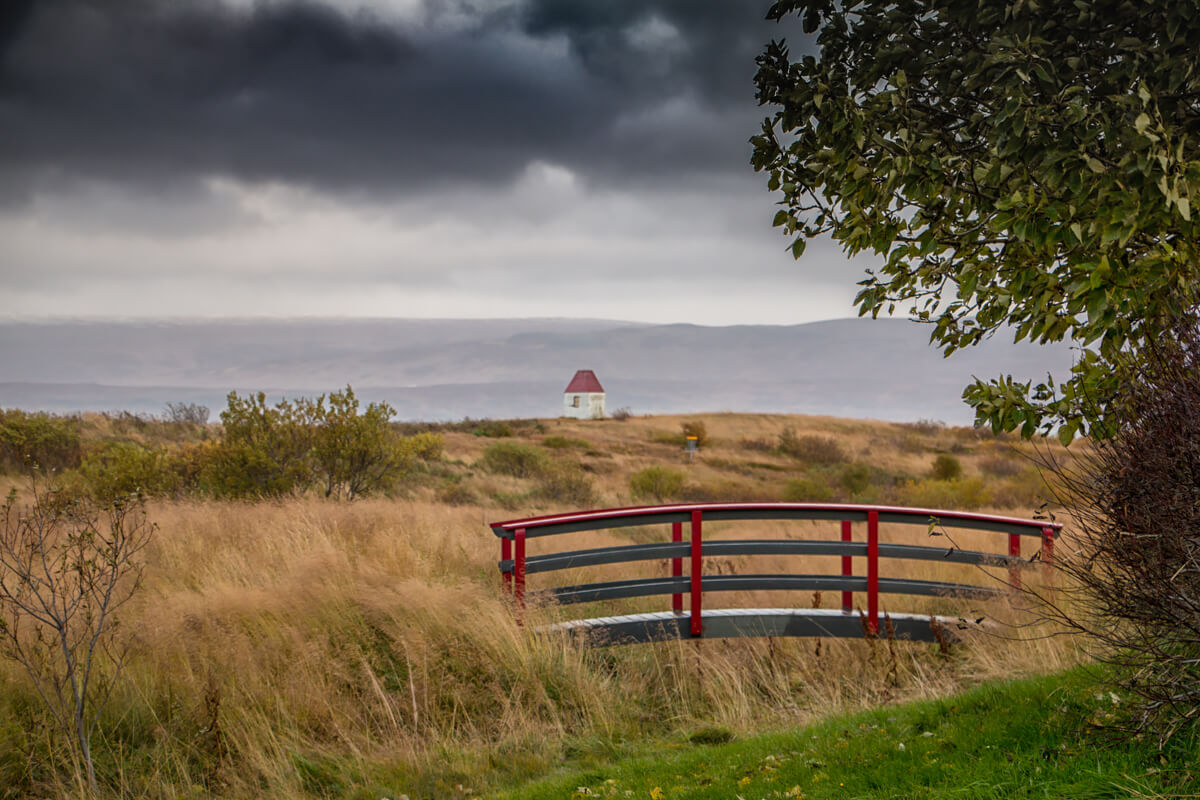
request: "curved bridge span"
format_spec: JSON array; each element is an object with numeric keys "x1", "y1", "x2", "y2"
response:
[{"x1": 491, "y1": 503, "x2": 1060, "y2": 646}]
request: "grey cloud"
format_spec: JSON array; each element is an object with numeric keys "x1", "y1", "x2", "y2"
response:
[{"x1": 0, "y1": 0, "x2": 800, "y2": 202}]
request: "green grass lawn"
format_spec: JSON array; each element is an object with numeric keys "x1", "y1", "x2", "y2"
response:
[{"x1": 489, "y1": 669, "x2": 1198, "y2": 800}]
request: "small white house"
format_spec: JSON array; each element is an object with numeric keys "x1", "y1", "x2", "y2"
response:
[{"x1": 563, "y1": 370, "x2": 606, "y2": 419}]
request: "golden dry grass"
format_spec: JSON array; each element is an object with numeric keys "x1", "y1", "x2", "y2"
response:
[{"x1": 0, "y1": 412, "x2": 1086, "y2": 799}]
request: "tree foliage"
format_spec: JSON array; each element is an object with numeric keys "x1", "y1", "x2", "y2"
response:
[
  {"x1": 308, "y1": 387, "x2": 408, "y2": 500},
  {"x1": 0, "y1": 410, "x2": 82, "y2": 473},
  {"x1": 753, "y1": 0, "x2": 1200, "y2": 441},
  {"x1": 209, "y1": 392, "x2": 318, "y2": 497},
  {"x1": 206, "y1": 388, "x2": 433, "y2": 500}
]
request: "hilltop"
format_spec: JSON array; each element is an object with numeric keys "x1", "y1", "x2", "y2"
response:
[{"x1": 0, "y1": 317, "x2": 1072, "y2": 423}]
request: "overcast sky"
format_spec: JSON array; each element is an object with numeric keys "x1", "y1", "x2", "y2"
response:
[{"x1": 0, "y1": 0, "x2": 872, "y2": 324}]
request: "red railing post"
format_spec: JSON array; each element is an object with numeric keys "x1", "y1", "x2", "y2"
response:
[
  {"x1": 514, "y1": 527, "x2": 526, "y2": 625},
  {"x1": 867, "y1": 510, "x2": 879, "y2": 635},
  {"x1": 501, "y1": 537, "x2": 512, "y2": 592},
  {"x1": 672, "y1": 521, "x2": 683, "y2": 615},
  {"x1": 841, "y1": 519, "x2": 853, "y2": 613},
  {"x1": 1008, "y1": 532, "x2": 1022, "y2": 590},
  {"x1": 690, "y1": 510, "x2": 703, "y2": 637}
]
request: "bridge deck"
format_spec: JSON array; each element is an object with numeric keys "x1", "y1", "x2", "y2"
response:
[{"x1": 545, "y1": 608, "x2": 968, "y2": 645}]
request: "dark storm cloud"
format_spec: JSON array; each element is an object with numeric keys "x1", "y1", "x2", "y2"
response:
[{"x1": 0, "y1": 0, "x2": 799, "y2": 201}]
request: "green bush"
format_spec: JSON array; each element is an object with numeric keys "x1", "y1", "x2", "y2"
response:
[
  {"x1": 207, "y1": 392, "x2": 316, "y2": 497},
  {"x1": 472, "y1": 420, "x2": 513, "y2": 438},
  {"x1": 0, "y1": 410, "x2": 83, "y2": 473},
  {"x1": 541, "y1": 436, "x2": 590, "y2": 450},
  {"x1": 402, "y1": 431, "x2": 445, "y2": 461},
  {"x1": 205, "y1": 387, "x2": 421, "y2": 499},
  {"x1": 839, "y1": 463, "x2": 872, "y2": 495},
  {"x1": 536, "y1": 461, "x2": 595, "y2": 506},
  {"x1": 931, "y1": 453, "x2": 963, "y2": 480},
  {"x1": 309, "y1": 387, "x2": 407, "y2": 499},
  {"x1": 481, "y1": 441, "x2": 546, "y2": 478},
  {"x1": 781, "y1": 477, "x2": 834, "y2": 502},
  {"x1": 893, "y1": 477, "x2": 993, "y2": 510},
  {"x1": 80, "y1": 441, "x2": 180, "y2": 501},
  {"x1": 776, "y1": 427, "x2": 847, "y2": 464},
  {"x1": 629, "y1": 466, "x2": 686, "y2": 502}
]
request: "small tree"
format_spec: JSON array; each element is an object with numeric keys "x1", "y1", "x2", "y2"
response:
[
  {"x1": 208, "y1": 391, "x2": 316, "y2": 497},
  {"x1": 310, "y1": 387, "x2": 406, "y2": 499},
  {"x1": 0, "y1": 479, "x2": 154, "y2": 794}
]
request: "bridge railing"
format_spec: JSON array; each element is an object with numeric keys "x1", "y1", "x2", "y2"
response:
[{"x1": 491, "y1": 503, "x2": 1060, "y2": 641}]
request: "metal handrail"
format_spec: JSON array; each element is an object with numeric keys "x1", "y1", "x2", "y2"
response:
[{"x1": 491, "y1": 502, "x2": 1060, "y2": 639}]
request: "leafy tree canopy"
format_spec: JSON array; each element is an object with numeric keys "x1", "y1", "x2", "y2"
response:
[{"x1": 752, "y1": 0, "x2": 1200, "y2": 442}]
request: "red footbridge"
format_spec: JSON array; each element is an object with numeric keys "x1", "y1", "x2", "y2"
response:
[{"x1": 491, "y1": 503, "x2": 1060, "y2": 645}]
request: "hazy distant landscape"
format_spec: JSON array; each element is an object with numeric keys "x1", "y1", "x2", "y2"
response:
[{"x1": 0, "y1": 316, "x2": 1072, "y2": 423}]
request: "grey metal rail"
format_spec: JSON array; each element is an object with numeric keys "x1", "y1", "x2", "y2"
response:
[
  {"x1": 500, "y1": 539, "x2": 1025, "y2": 575},
  {"x1": 547, "y1": 574, "x2": 1001, "y2": 605}
]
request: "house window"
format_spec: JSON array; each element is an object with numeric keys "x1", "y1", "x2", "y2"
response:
[{"x1": 572, "y1": 396, "x2": 580, "y2": 407}]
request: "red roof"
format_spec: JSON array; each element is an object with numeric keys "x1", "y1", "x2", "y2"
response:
[{"x1": 564, "y1": 369, "x2": 604, "y2": 393}]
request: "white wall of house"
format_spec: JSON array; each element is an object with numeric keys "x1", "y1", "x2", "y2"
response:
[{"x1": 563, "y1": 392, "x2": 605, "y2": 419}]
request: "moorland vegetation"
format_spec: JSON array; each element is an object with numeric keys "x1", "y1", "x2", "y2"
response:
[{"x1": 0, "y1": 397, "x2": 1086, "y2": 798}]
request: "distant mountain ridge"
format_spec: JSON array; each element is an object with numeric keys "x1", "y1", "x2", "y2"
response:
[{"x1": 0, "y1": 317, "x2": 1073, "y2": 424}]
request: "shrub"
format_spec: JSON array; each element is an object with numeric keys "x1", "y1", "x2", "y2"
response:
[
  {"x1": 309, "y1": 387, "x2": 407, "y2": 499},
  {"x1": 402, "y1": 431, "x2": 445, "y2": 461},
  {"x1": 610, "y1": 406, "x2": 633, "y2": 421},
  {"x1": 903, "y1": 419, "x2": 946, "y2": 436},
  {"x1": 164, "y1": 401, "x2": 209, "y2": 425},
  {"x1": 1046, "y1": 313, "x2": 1200, "y2": 741},
  {"x1": 738, "y1": 437, "x2": 775, "y2": 452},
  {"x1": 838, "y1": 463, "x2": 872, "y2": 495},
  {"x1": 681, "y1": 420, "x2": 709, "y2": 447},
  {"x1": 542, "y1": 436, "x2": 590, "y2": 450},
  {"x1": 629, "y1": 466, "x2": 686, "y2": 502},
  {"x1": 210, "y1": 392, "x2": 316, "y2": 498},
  {"x1": 164, "y1": 441, "x2": 218, "y2": 493},
  {"x1": 930, "y1": 453, "x2": 963, "y2": 480},
  {"x1": 781, "y1": 477, "x2": 834, "y2": 502},
  {"x1": 536, "y1": 461, "x2": 595, "y2": 506},
  {"x1": 776, "y1": 427, "x2": 847, "y2": 464},
  {"x1": 893, "y1": 477, "x2": 992, "y2": 510},
  {"x1": 0, "y1": 410, "x2": 83, "y2": 473},
  {"x1": 436, "y1": 481, "x2": 476, "y2": 506},
  {"x1": 480, "y1": 441, "x2": 546, "y2": 478},
  {"x1": 471, "y1": 420, "x2": 513, "y2": 438},
  {"x1": 80, "y1": 441, "x2": 180, "y2": 501},
  {"x1": 0, "y1": 479, "x2": 153, "y2": 794}
]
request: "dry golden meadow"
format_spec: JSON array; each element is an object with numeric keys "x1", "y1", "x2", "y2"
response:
[{"x1": 0, "y1": 412, "x2": 1087, "y2": 799}]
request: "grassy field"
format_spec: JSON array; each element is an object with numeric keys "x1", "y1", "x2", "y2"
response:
[
  {"x1": 492, "y1": 668, "x2": 1196, "y2": 800},
  {"x1": 0, "y1": 411, "x2": 1090, "y2": 798}
]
